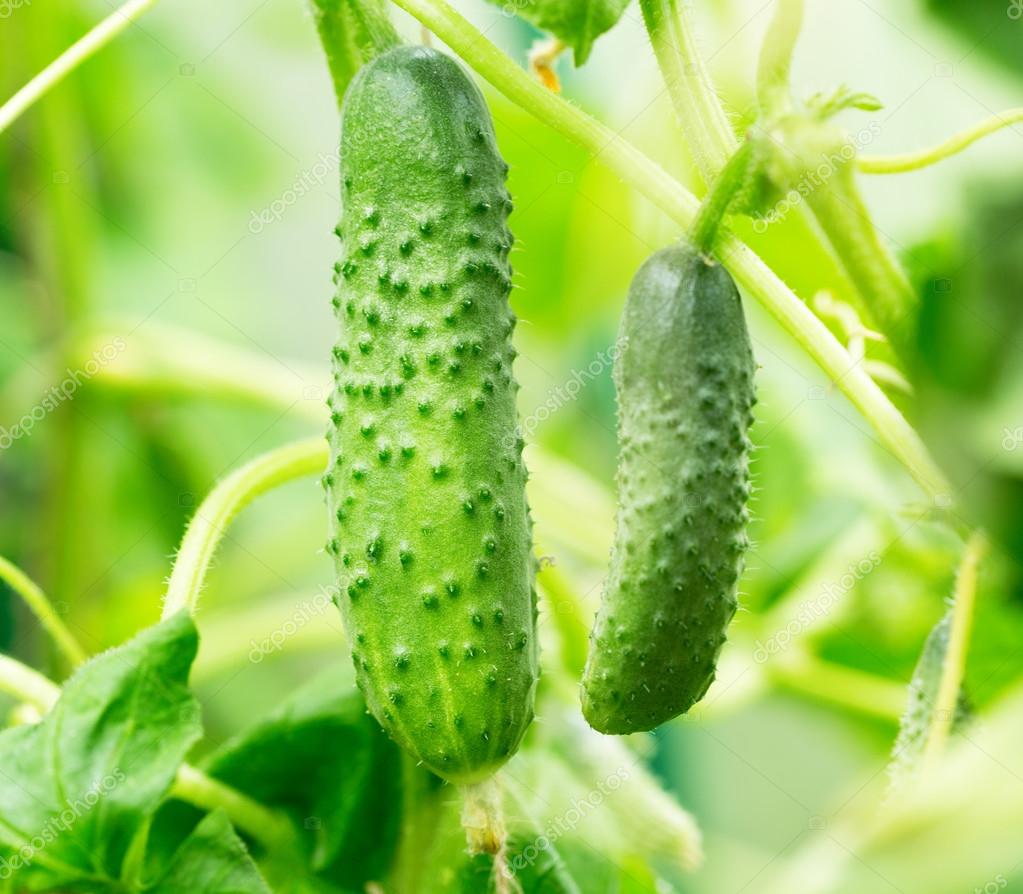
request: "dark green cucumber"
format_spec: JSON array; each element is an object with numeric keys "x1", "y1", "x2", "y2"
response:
[
  {"x1": 325, "y1": 46, "x2": 538, "y2": 783},
  {"x1": 581, "y1": 244, "x2": 755, "y2": 734}
]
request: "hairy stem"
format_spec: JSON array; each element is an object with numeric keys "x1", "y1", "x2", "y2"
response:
[
  {"x1": 0, "y1": 655, "x2": 61, "y2": 711},
  {"x1": 756, "y1": 0, "x2": 804, "y2": 113},
  {"x1": 920, "y1": 531, "x2": 987, "y2": 771},
  {"x1": 804, "y1": 167, "x2": 918, "y2": 360},
  {"x1": 638, "y1": 0, "x2": 736, "y2": 184},
  {"x1": 769, "y1": 650, "x2": 907, "y2": 721},
  {"x1": 0, "y1": 0, "x2": 158, "y2": 136},
  {"x1": 0, "y1": 556, "x2": 88, "y2": 666},
  {"x1": 170, "y1": 764, "x2": 295, "y2": 850},
  {"x1": 690, "y1": 139, "x2": 754, "y2": 253},
  {"x1": 162, "y1": 438, "x2": 329, "y2": 619},
  {"x1": 386, "y1": 0, "x2": 949, "y2": 504},
  {"x1": 858, "y1": 108, "x2": 1023, "y2": 174}
]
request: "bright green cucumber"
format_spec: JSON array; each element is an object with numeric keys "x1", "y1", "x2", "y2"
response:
[
  {"x1": 581, "y1": 243, "x2": 755, "y2": 734},
  {"x1": 325, "y1": 45, "x2": 538, "y2": 783}
]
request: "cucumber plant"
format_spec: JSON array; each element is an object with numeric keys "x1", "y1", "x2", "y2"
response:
[{"x1": 0, "y1": 0, "x2": 1009, "y2": 891}]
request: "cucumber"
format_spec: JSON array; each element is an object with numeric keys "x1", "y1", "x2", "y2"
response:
[
  {"x1": 581, "y1": 243, "x2": 755, "y2": 734},
  {"x1": 325, "y1": 45, "x2": 538, "y2": 783}
]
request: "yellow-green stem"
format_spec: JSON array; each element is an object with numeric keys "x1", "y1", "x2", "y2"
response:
[
  {"x1": 920, "y1": 531, "x2": 987, "y2": 771},
  {"x1": 163, "y1": 438, "x2": 329, "y2": 619},
  {"x1": 638, "y1": 0, "x2": 737, "y2": 184},
  {"x1": 0, "y1": 556, "x2": 88, "y2": 666}
]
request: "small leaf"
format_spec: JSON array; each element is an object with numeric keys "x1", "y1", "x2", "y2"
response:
[
  {"x1": 489, "y1": 0, "x2": 631, "y2": 65},
  {"x1": 807, "y1": 85, "x2": 883, "y2": 119},
  {"x1": 147, "y1": 810, "x2": 270, "y2": 893},
  {"x1": 0, "y1": 611, "x2": 201, "y2": 890}
]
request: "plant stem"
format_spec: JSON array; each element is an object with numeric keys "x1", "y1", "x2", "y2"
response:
[
  {"x1": 768, "y1": 649, "x2": 906, "y2": 721},
  {"x1": 162, "y1": 438, "x2": 329, "y2": 619},
  {"x1": 0, "y1": 655, "x2": 61, "y2": 711},
  {"x1": 804, "y1": 167, "x2": 918, "y2": 360},
  {"x1": 858, "y1": 108, "x2": 1023, "y2": 174},
  {"x1": 0, "y1": 0, "x2": 159, "y2": 136},
  {"x1": 310, "y1": 0, "x2": 401, "y2": 106},
  {"x1": 756, "y1": 0, "x2": 804, "y2": 113},
  {"x1": 920, "y1": 531, "x2": 987, "y2": 772},
  {"x1": 638, "y1": 0, "x2": 736, "y2": 184},
  {"x1": 385, "y1": 0, "x2": 950, "y2": 504},
  {"x1": 0, "y1": 556, "x2": 88, "y2": 666},
  {"x1": 170, "y1": 764, "x2": 296, "y2": 850},
  {"x1": 0, "y1": 653, "x2": 294, "y2": 851},
  {"x1": 690, "y1": 139, "x2": 753, "y2": 253}
]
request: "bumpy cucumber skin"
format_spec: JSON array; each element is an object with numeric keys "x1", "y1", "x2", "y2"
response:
[
  {"x1": 581, "y1": 244, "x2": 755, "y2": 734},
  {"x1": 325, "y1": 46, "x2": 538, "y2": 783}
]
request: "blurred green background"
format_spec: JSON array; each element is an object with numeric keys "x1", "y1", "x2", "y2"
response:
[{"x1": 2, "y1": 0, "x2": 1022, "y2": 891}]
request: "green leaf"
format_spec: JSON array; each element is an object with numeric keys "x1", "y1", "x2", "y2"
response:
[
  {"x1": 0, "y1": 612, "x2": 201, "y2": 891},
  {"x1": 147, "y1": 811, "x2": 269, "y2": 894},
  {"x1": 454, "y1": 833, "x2": 582, "y2": 893},
  {"x1": 202, "y1": 667, "x2": 402, "y2": 891},
  {"x1": 309, "y1": 0, "x2": 401, "y2": 105},
  {"x1": 493, "y1": 0, "x2": 631, "y2": 65}
]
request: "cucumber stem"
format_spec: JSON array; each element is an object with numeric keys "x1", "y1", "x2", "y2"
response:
[
  {"x1": 162, "y1": 437, "x2": 329, "y2": 619},
  {"x1": 460, "y1": 775, "x2": 507, "y2": 856},
  {"x1": 690, "y1": 139, "x2": 755, "y2": 255},
  {"x1": 638, "y1": 0, "x2": 737, "y2": 185},
  {"x1": 756, "y1": 0, "x2": 805, "y2": 114}
]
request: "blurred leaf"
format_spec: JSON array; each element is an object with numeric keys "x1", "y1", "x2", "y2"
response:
[
  {"x1": 448, "y1": 834, "x2": 582, "y2": 893},
  {"x1": 0, "y1": 612, "x2": 201, "y2": 890},
  {"x1": 886, "y1": 607, "x2": 969, "y2": 799},
  {"x1": 203, "y1": 668, "x2": 402, "y2": 891},
  {"x1": 926, "y1": 0, "x2": 1023, "y2": 79},
  {"x1": 488, "y1": 0, "x2": 631, "y2": 64},
  {"x1": 148, "y1": 810, "x2": 269, "y2": 893}
]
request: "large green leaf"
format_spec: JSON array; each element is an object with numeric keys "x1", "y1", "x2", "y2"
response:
[
  {"x1": 493, "y1": 0, "x2": 632, "y2": 65},
  {"x1": 148, "y1": 811, "x2": 269, "y2": 894},
  {"x1": 0, "y1": 612, "x2": 201, "y2": 891},
  {"x1": 202, "y1": 667, "x2": 402, "y2": 891}
]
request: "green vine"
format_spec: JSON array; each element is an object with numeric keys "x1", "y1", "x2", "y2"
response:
[{"x1": 162, "y1": 437, "x2": 329, "y2": 619}]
